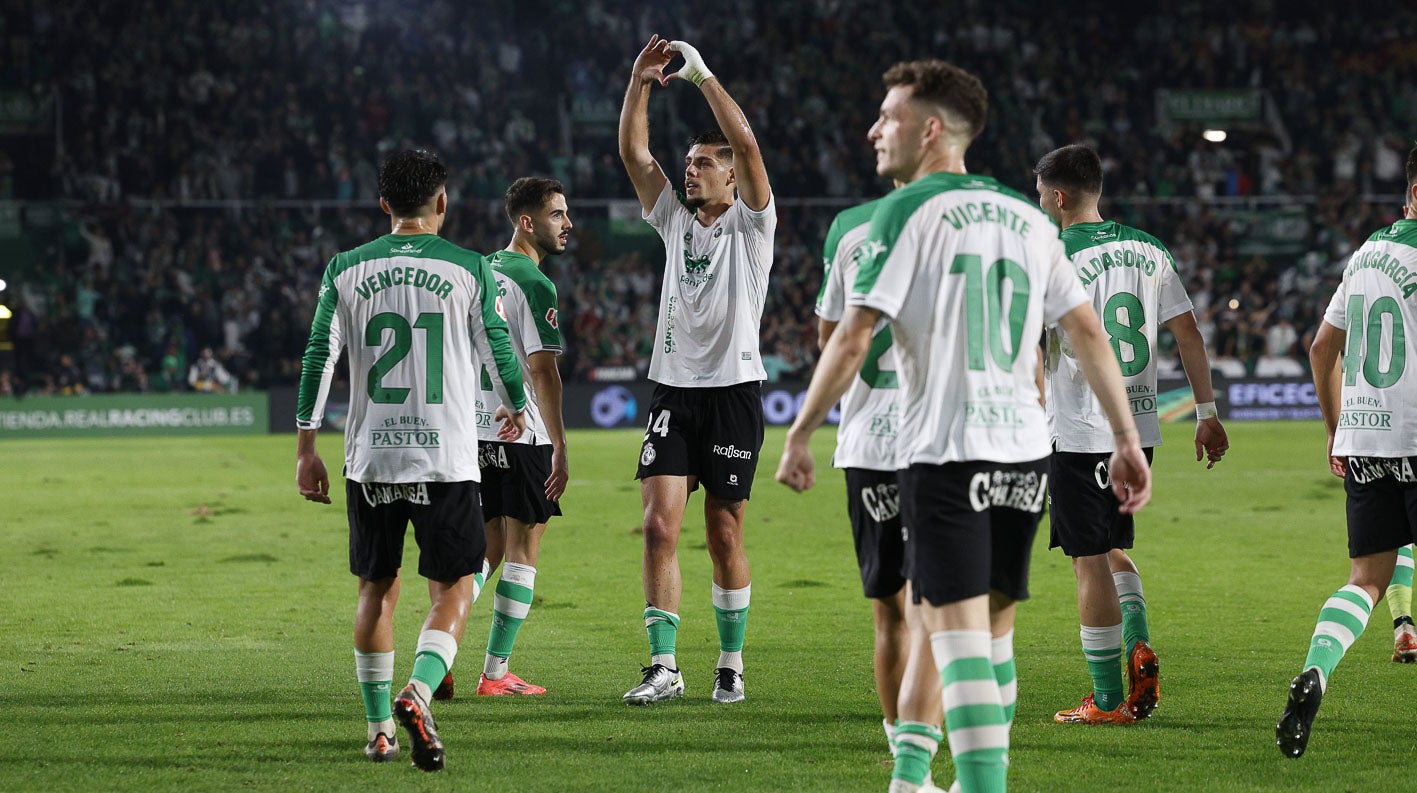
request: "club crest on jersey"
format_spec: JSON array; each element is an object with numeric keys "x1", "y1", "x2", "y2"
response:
[
  {"x1": 713, "y1": 226, "x2": 723, "y2": 238},
  {"x1": 641, "y1": 442, "x2": 657, "y2": 466},
  {"x1": 683, "y1": 231, "x2": 693, "y2": 244},
  {"x1": 545, "y1": 308, "x2": 559, "y2": 329}
]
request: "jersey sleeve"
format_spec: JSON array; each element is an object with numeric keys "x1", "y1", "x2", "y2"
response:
[
  {"x1": 520, "y1": 276, "x2": 562, "y2": 355},
  {"x1": 295, "y1": 262, "x2": 344, "y2": 430},
  {"x1": 816, "y1": 214, "x2": 848, "y2": 322},
  {"x1": 474, "y1": 257, "x2": 528, "y2": 412},
  {"x1": 849, "y1": 199, "x2": 919, "y2": 320},
  {"x1": 1155, "y1": 249, "x2": 1195, "y2": 322},
  {"x1": 644, "y1": 181, "x2": 691, "y2": 239},
  {"x1": 1041, "y1": 236, "x2": 1090, "y2": 325},
  {"x1": 1322, "y1": 282, "x2": 1348, "y2": 330}
]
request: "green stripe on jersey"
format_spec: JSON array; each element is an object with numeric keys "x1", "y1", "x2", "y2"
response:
[
  {"x1": 296, "y1": 266, "x2": 340, "y2": 423},
  {"x1": 488, "y1": 250, "x2": 562, "y2": 350},
  {"x1": 819, "y1": 199, "x2": 881, "y2": 304},
  {"x1": 1060, "y1": 220, "x2": 1178, "y2": 273},
  {"x1": 853, "y1": 172, "x2": 1035, "y2": 298},
  {"x1": 1365, "y1": 218, "x2": 1417, "y2": 251}
]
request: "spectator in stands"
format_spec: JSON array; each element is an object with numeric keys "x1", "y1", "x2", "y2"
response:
[{"x1": 189, "y1": 346, "x2": 236, "y2": 393}]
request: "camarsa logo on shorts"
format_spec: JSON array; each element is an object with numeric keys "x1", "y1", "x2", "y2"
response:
[
  {"x1": 479, "y1": 444, "x2": 511, "y2": 469},
  {"x1": 1348, "y1": 456, "x2": 1417, "y2": 484},
  {"x1": 361, "y1": 482, "x2": 431, "y2": 507},
  {"x1": 712, "y1": 444, "x2": 753, "y2": 460},
  {"x1": 861, "y1": 483, "x2": 900, "y2": 523},
  {"x1": 968, "y1": 470, "x2": 1048, "y2": 514}
]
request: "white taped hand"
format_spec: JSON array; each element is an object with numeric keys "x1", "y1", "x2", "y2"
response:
[{"x1": 668, "y1": 40, "x2": 713, "y2": 86}]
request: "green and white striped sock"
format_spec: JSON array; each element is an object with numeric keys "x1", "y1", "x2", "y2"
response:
[
  {"x1": 932, "y1": 630, "x2": 1009, "y2": 793},
  {"x1": 712, "y1": 583, "x2": 750, "y2": 672},
  {"x1": 645, "y1": 606, "x2": 680, "y2": 670},
  {"x1": 1080, "y1": 624, "x2": 1124, "y2": 712},
  {"x1": 991, "y1": 630, "x2": 1016, "y2": 730},
  {"x1": 1387, "y1": 545, "x2": 1414, "y2": 626},
  {"x1": 354, "y1": 649, "x2": 394, "y2": 741},
  {"x1": 485, "y1": 562, "x2": 536, "y2": 680},
  {"x1": 891, "y1": 720, "x2": 942, "y2": 789},
  {"x1": 1303, "y1": 584, "x2": 1374, "y2": 692},
  {"x1": 1114, "y1": 571, "x2": 1150, "y2": 655}
]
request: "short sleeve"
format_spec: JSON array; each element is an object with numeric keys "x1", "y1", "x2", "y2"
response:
[
  {"x1": 1156, "y1": 252, "x2": 1195, "y2": 323},
  {"x1": 645, "y1": 181, "x2": 692, "y2": 238},
  {"x1": 1322, "y1": 283, "x2": 1348, "y2": 330},
  {"x1": 1041, "y1": 236, "x2": 1089, "y2": 325}
]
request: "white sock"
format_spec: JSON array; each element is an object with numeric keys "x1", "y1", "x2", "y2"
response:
[
  {"x1": 885, "y1": 718, "x2": 898, "y2": 756},
  {"x1": 484, "y1": 654, "x2": 510, "y2": 680},
  {"x1": 651, "y1": 653, "x2": 677, "y2": 670}
]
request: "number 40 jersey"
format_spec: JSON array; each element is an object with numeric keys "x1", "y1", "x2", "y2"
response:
[
  {"x1": 296, "y1": 233, "x2": 526, "y2": 484},
  {"x1": 1325, "y1": 218, "x2": 1417, "y2": 458},
  {"x1": 1045, "y1": 221, "x2": 1194, "y2": 453}
]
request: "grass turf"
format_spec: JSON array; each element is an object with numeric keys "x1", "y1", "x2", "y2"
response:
[{"x1": 3, "y1": 421, "x2": 1414, "y2": 791}]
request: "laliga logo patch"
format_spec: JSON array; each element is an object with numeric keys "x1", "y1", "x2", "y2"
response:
[
  {"x1": 495, "y1": 296, "x2": 507, "y2": 320},
  {"x1": 641, "y1": 442, "x2": 657, "y2": 466},
  {"x1": 545, "y1": 307, "x2": 559, "y2": 329}
]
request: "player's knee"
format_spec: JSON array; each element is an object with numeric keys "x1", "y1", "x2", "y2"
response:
[{"x1": 642, "y1": 513, "x2": 681, "y2": 552}]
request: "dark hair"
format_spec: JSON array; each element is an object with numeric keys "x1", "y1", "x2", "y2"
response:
[
  {"x1": 504, "y1": 177, "x2": 566, "y2": 223},
  {"x1": 1407, "y1": 141, "x2": 1417, "y2": 191},
  {"x1": 882, "y1": 60, "x2": 988, "y2": 140},
  {"x1": 378, "y1": 149, "x2": 447, "y2": 216},
  {"x1": 1034, "y1": 144, "x2": 1104, "y2": 197},
  {"x1": 687, "y1": 130, "x2": 733, "y2": 162}
]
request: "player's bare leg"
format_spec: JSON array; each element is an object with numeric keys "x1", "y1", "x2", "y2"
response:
[
  {"x1": 625, "y1": 475, "x2": 689, "y2": 704},
  {"x1": 1106, "y1": 548, "x2": 1158, "y2": 717},
  {"x1": 479, "y1": 517, "x2": 548, "y2": 695},
  {"x1": 705, "y1": 493, "x2": 750, "y2": 702},
  {"x1": 354, "y1": 575, "x2": 401, "y2": 760},
  {"x1": 890, "y1": 590, "x2": 943, "y2": 793},
  {"x1": 874, "y1": 588, "x2": 909, "y2": 729}
]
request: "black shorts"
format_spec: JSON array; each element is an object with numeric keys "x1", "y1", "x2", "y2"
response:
[
  {"x1": 1048, "y1": 448, "x2": 1155, "y2": 557},
  {"x1": 346, "y1": 480, "x2": 485, "y2": 583},
  {"x1": 1345, "y1": 456, "x2": 1417, "y2": 557},
  {"x1": 845, "y1": 468, "x2": 907, "y2": 599},
  {"x1": 898, "y1": 458, "x2": 1050, "y2": 606},
  {"x1": 635, "y1": 382, "x2": 764, "y2": 501},
  {"x1": 479, "y1": 441, "x2": 563, "y2": 525}
]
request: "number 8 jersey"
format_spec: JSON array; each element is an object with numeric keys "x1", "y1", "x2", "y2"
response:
[
  {"x1": 1325, "y1": 218, "x2": 1417, "y2": 457},
  {"x1": 1045, "y1": 221, "x2": 1193, "y2": 453},
  {"x1": 296, "y1": 233, "x2": 527, "y2": 484},
  {"x1": 850, "y1": 172, "x2": 1088, "y2": 467}
]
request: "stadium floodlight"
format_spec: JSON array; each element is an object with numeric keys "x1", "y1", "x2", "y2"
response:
[
  {"x1": 1202, "y1": 129, "x2": 1228, "y2": 143},
  {"x1": 0, "y1": 305, "x2": 10, "y2": 319},
  {"x1": 1228, "y1": 299, "x2": 1240, "y2": 310},
  {"x1": 0, "y1": 278, "x2": 7, "y2": 291}
]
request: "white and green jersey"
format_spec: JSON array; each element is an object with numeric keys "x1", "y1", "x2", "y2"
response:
[
  {"x1": 817, "y1": 198, "x2": 899, "y2": 471},
  {"x1": 296, "y1": 233, "x2": 527, "y2": 484},
  {"x1": 1045, "y1": 221, "x2": 1193, "y2": 453},
  {"x1": 475, "y1": 249, "x2": 561, "y2": 447},
  {"x1": 1324, "y1": 218, "x2": 1417, "y2": 458},
  {"x1": 645, "y1": 181, "x2": 775, "y2": 387},
  {"x1": 850, "y1": 172, "x2": 1089, "y2": 467}
]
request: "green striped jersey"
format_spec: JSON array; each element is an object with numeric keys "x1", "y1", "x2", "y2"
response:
[
  {"x1": 1325, "y1": 218, "x2": 1417, "y2": 457},
  {"x1": 1045, "y1": 220, "x2": 1192, "y2": 452},
  {"x1": 296, "y1": 233, "x2": 526, "y2": 483},
  {"x1": 475, "y1": 250, "x2": 562, "y2": 446},
  {"x1": 850, "y1": 172, "x2": 1088, "y2": 466},
  {"x1": 817, "y1": 198, "x2": 899, "y2": 471}
]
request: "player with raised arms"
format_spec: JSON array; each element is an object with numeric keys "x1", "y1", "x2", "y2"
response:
[{"x1": 617, "y1": 35, "x2": 775, "y2": 705}]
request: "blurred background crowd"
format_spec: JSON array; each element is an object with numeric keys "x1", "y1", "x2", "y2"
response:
[{"x1": 1, "y1": 0, "x2": 1414, "y2": 394}]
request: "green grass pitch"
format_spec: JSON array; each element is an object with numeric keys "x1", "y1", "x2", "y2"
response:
[{"x1": 4, "y1": 422, "x2": 1415, "y2": 791}]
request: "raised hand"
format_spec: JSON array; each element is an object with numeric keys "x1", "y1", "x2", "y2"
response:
[{"x1": 631, "y1": 34, "x2": 676, "y2": 87}]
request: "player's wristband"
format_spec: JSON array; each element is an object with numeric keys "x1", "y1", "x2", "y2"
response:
[
  {"x1": 1195, "y1": 401, "x2": 1218, "y2": 421},
  {"x1": 669, "y1": 41, "x2": 713, "y2": 86}
]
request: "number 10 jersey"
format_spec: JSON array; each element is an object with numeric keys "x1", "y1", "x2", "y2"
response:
[
  {"x1": 296, "y1": 233, "x2": 526, "y2": 484},
  {"x1": 850, "y1": 172, "x2": 1088, "y2": 467}
]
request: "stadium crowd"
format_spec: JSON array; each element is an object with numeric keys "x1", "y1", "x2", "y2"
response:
[{"x1": 3, "y1": 0, "x2": 1415, "y2": 393}]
